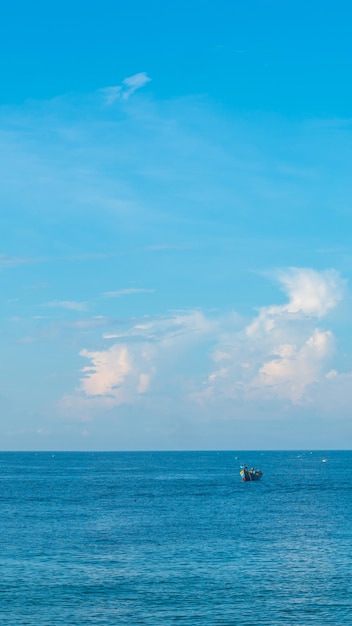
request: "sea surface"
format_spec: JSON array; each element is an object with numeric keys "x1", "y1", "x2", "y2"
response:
[{"x1": 0, "y1": 451, "x2": 351, "y2": 625}]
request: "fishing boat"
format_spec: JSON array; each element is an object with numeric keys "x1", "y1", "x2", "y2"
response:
[{"x1": 240, "y1": 464, "x2": 263, "y2": 481}]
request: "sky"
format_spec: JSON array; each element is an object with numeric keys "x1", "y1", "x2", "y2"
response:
[{"x1": 1, "y1": 0, "x2": 352, "y2": 450}]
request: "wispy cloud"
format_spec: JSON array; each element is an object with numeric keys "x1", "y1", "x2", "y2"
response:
[
  {"x1": 122, "y1": 72, "x2": 151, "y2": 99},
  {"x1": 102, "y1": 288, "x2": 155, "y2": 298},
  {"x1": 100, "y1": 85, "x2": 122, "y2": 106},
  {"x1": 0, "y1": 254, "x2": 32, "y2": 269},
  {"x1": 45, "y1": 300, "x2": 88, "y2": 312},
  {"x1": 3, "y1": 82, "x2": 352, "y2": 267},
  {"x1": 26, "y1": 282, "x2": 48, "y2": 290},
  {"x1": 144, "y1": 244, "x2": 192, "y2": 251},
  {"x1": 0, "y1": 253, "x2": 118, "y2": 271},
  {"x1": 100, "y1": 72, "x2": 151, "y2": 105}
]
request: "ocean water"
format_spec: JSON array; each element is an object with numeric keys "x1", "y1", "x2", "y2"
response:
[{"x1": 0, "y1": 451, "x2": 351, "y2": 625}]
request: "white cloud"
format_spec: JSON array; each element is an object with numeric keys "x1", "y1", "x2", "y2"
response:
[
  {"x1": 64, "y1": 310, "x2": 215, "y2": 417},
  {"x1": 63, "y1": 268, "x2": 348, "y2": 419},
  {"x1": 276, "y1": 267, "x2": 344, "y2": 317},
  {"x1": 253, "y1": 329, "x2": 334, "y2": 403},
  {"x1": 247, "y1": 268, "x2": 344, "y2": 337},
  {"x1": 100, "y1": 72, "x2": 151, "y2": 105},
  {"x1": 72, "y1": 339, "x2": 158, "y2": 413},
  {"x1": 0, "y1": 254, "x2": 32, "y2": 269},
  {"x1": 80, "y1": 345, "x2": 132, "y2": 398},
  {"x1": 204, "y1": 268, "x2": 344, "y2": 406},
  {"x1": 102, "y1": 288, "x2": 154, "y2": 298},
  {"x1": 122, "y1": 72, "x2": 151, "y2": 99},
  {"x1": 100, "y1": 85, "x2": 122, "y2": 106},
  {"x1": 45, "y1": 300, "x2": 87, "y2": 311}
]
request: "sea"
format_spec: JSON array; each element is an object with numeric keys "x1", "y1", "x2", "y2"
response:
[{"x1": 0, "y1": 450, "x2": 351, "y2": 625}]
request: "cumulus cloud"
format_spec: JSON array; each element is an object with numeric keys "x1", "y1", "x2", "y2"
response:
[
  {"x1": 253, "y1": 329, "x2": 334, "y2": 403},
  {"x1": 205, "y1": 268, "x2": 344, "y2": 405},
  {"x1": 63, "y1": 310, "x2": 215, "y2": 417},
  {"x1": 63, "y1": 268, "x2": 347, "y2": 419},
  {"x1": 80, "y1": 345, "x2": 132, "y2": 397},
  {"x1": 101, "y1": 72, "x2": 151, "y2": 105},
  {"x1": 247, "y1": 268, "x2": 344, "y2": 337},
  {"x1": 61, "y1": 343, "x2": 154, "y2": 419},
  {"x1": 276, "y1": 267, "x2": 344, "y2": 316}
]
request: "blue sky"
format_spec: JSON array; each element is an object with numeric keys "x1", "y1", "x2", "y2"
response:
[{"x1": 1, "y1": 0, "x2": 352, "y2": 450}]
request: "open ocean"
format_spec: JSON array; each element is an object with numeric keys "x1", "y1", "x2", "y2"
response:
[{"x1": 1, "y1": 450, "x2": 351, "y2": 625}]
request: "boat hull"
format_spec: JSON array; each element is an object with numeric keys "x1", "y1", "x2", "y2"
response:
[{"x1": 240, "y1": 468, "x2": 263, "y2": 481}]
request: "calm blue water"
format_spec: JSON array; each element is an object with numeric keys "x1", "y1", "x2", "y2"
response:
[{"x1": 0, "y1": 451, "x2": 351, "y2": 625}]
